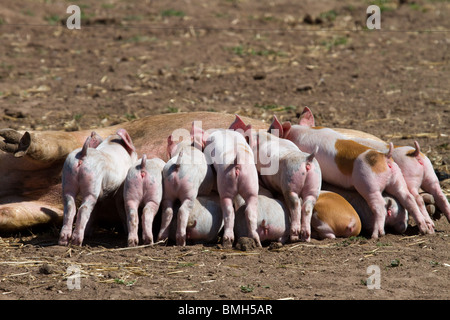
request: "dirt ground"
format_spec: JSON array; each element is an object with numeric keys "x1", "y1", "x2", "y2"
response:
[{"x1": 0, "y1": 0, "x2": 449, "y2": 301}]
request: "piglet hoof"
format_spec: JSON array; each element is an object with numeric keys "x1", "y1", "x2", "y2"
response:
[
  {"x1": 58, "y1": 231, "x2": 71, "y2": 246},
  {"x1": 127, "y1": 238, "x2": 139, "y2": 247},
  {"x1": 222, "y1": 237, "x2": 234, "y2": 249},
  {"x1": 300, "y1": 230, "x2": 311, "y2": 243},
  {"x1": 58, "y1": 237, "x2": 70, "y2": 246},
  {"x1": 420, "y1": 192, "x2": 435, "y2": 205},
  {"x1": 289, "y1": 228, "x2": 300, "y2": 243},
  {"x1": 71, "y1": 234, "x2": 84, "y2": 247},
  {"x1": 176, "y1": 236, "x2": 186, "y2": 247},
  {"x1": 142, "y1": 237, "x2": 154, "y2": 246}
]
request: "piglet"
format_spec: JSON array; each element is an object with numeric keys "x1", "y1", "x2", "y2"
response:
[
  {"x1": 192, "y1": 123, "x2": 261, "y2": 248},
  {"x1": 234, "y1": 188, "x2": 290, "y2": 244},
  {"x1": 280, "y1": 107, "x2": 433, "y2": 239},
  {"x1": 311, "y1": 190, "x2": 362, "y2": 239},
  {"x1": 157, "y1": 130, "x2": 215, "y2": 246},
  {"x1": 230, "y1": 115, "x2": 322, "y2": 242},
  {"x1": 322, "y1": 183, "x2": 408, "y2": 235},
  {"x1": 168, "y1": 193, "x2": 223, "y2": 244},
  {"x1": 59, "y1": 129, "x2": 137, "y2": 246},
  {"x1": 335, "y1": 129, "x2": 449, "y2": 225},
  {"x1": 123, "y1": 154, "x2": 165, "y2": 246}
]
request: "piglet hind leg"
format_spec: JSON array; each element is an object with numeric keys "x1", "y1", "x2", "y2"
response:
[
  {"x1": 176, "y1": 198, "x2": 195, "y2": 246},
  {"x1": 141, "y1": 201, "x2": 161, "y2": 245},
  {"x1": 300, "y1": 195, "x2": 316, "y2": 242},
  {"x1": 124, "y1": 200, "x2": 140, "y2": 247},
  {"x1": 360, "y1": 192, "x2": 388, "y2": 239},
  {"x1": 157, "y1": 199, "x2": 174, "y2": 242},
  {"x1": 58, "y1": 192, "x2": 77, "y2": 246},
  {"x1": 243, "y1": 194, "x2": 261, "y2": 247},
  {"x1": 71, "y1": 194, "x2": 98, "y2": 246},
  {"x1": 220, "y1": 197, "x2": 235, "y2": 248},
  {"x1": 283, "y1": 191, "x2": 302, "y2": 242}
]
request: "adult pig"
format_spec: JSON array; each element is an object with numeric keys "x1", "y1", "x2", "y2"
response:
[{"x1": 0, "y1": 112, "x2": 268, "y2": 233}]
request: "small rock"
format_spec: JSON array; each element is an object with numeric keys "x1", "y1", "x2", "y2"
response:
[
  {"x1": 39, "y1": 263, "x2": 53, "y2": 275},
  {"x1": 296, "y1": 84, "x2": 313, "y2": 92},
  {"x1": 268, "y1": 242, "x2": 283, "y2": 250},
  {"x1": 253, "y1": 72, "x2": 266, "y2": 80}
]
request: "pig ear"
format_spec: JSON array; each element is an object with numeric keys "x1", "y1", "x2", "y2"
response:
[
  {"x1": 268, "y1": 115, "x2": 283, "y2": 137},
  {"x1": 299, "y1": 106, "x2": 315, "y2": 127},
  {"x1": 167, "y1": 135, "x2": 177, "y2": 158},
  {"x1": 117, "y1": 128, "x2": 136, "y2": 155},
  {"x1": 281, "y1": 122, "x2": 292, "y2": 138},
  {"x1": 229, "y1": 114, "x2": 247, "y2": 131},
  {"x1": 191, "y1": 122, "x2": 208, "y2": 150},
  {"x1": 244, "y1": 124, "x2": 255, "y2": 149},
  {"x1": 89, "y1": 131, "x2": 103, "y2": 148}
]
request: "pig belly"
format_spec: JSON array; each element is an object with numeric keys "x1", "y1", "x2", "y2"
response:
[
  {"x1": 234, "y1": 195, "x2": 289, "y2": 243},
  {"x1": 169, "y1": 194, "x2": 223, "y2": 244}
]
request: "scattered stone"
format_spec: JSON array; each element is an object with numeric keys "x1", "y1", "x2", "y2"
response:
[
  {"x1": 39, "y1": 263, "x2": 53, "y2": 275},
  {"x1": 253, "y1": 72, "x2": 266, "y2": 80},
  {"x1": 296, "y1": 84, "x2": 313, "y2": 92}
]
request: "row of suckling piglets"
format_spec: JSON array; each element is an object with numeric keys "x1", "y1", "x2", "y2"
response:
[{"x1": 58, "y1": 107, "x2": 449, "y2": 247}]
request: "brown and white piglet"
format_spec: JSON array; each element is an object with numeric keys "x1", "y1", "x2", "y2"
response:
[{"x1": 280, "y1": 107, "x2": 433, "y2": 239}]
